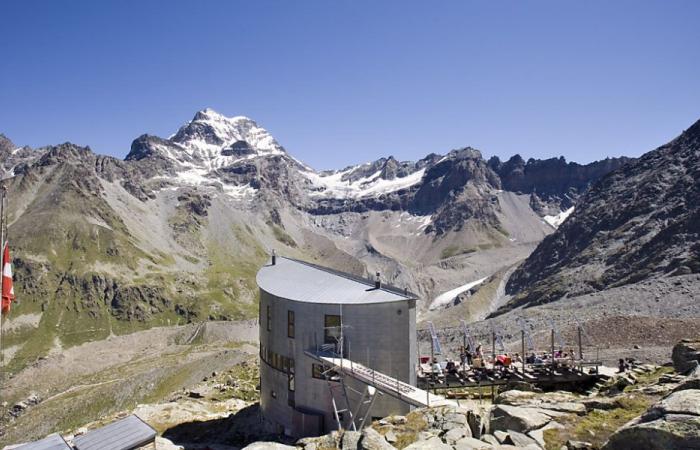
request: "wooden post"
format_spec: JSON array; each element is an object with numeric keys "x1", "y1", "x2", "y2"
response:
[
  {"x1": 578, "y1": 326, "x2": 583, "y2": 360},
  {"x1": 430, "y1": 336, "x2": 435, "y2": 382},
  {"x1": 521, "y1": 330, "x2": 526, "y2": 373},
  {"x1": 551, "y1": 329, "x2": 555, "y2": 372},
  {"x1": 492, "y1": 331, "x2": 496, "y2": 365}
]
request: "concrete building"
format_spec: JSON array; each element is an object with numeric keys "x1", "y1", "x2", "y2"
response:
[{"x1": 257, "y1": 256, "x2": 417, "y2": 438}]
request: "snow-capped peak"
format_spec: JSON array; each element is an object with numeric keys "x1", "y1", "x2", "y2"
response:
[{"x1": 170, "y1": 108, "x2": 285, "y2": 163}]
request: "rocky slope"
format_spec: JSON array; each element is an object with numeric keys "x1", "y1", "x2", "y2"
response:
[
  {"x1": 0, "y1": 110, "x2": 628, "y2": 370},
  {"x1": 502, "y1": 118, "x2": 700, "y2": 312}
]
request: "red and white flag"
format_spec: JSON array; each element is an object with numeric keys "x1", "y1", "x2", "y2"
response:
[{"x1": 1, "y1": 241, "x2": 15, "y2": 315}]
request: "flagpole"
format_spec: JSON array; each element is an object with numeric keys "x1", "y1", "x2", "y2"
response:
[{"x1": 0, "y1": 183, "x2": 5, "y2": 387}]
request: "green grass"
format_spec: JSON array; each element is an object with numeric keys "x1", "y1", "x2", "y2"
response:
[
  {"x1": 271, "y1": 225, "x2": 297, "y2": 248},
  {"x1": 440, "y1": 245, "x2": 476, "y2": 259}
]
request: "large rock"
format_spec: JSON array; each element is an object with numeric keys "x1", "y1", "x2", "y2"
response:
[
  {"x1": 341, "y1": 430, "x2": 362, "y2": 450},
  {"x1": 490, "y1": 405, "x2": 565, "y2": 433},
  {"x1": 602, "y1": 390, "x2": 700, "y2": 450},
  {"x1": 503, "y1": 430, "x2": 539, "y2": 447},
  {"x1": 674, "y1": 365, "x2": 700, "y2": 392},
  {"x1": 496, "y1": 390, "x2": 585, "y2": 415},
  {"x1": 455, "y1": 436, "x2": 494, "y2": 449},
  {"x1": 645, "y1": 389, "x2": 700, "y2": 418},
  {"x1": 360, "y1": 427, "x2": 396, "y2": 450},
  {"x1": 443, "y1": 427, "x2": 471, "y2": 444},
  {"x1": 528, "y1": 421, "x2": 564, "y2": 448},
  {"x1": 672, "y1": 339, "x2": 700, "y2": 374},
  {"x1": 403, "y1": 436, "x2": 451, "y2": 450},
  {"x1": 603, "y1": 414, "x2": 700, "y2": 450}
]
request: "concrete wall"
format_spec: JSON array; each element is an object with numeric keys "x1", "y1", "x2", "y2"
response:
[{"x1": 259, "y1": 289, "x2": 416, "y2": 437}]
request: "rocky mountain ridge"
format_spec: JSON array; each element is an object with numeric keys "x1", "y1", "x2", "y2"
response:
[
  {"x1": 502, "y1": 118, "x2": 700, "y2": 312},
  {"x1": 0, "y1": 110, "x2": 629, "y2": 369}
]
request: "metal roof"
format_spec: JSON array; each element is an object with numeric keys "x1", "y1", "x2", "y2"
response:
[
  {"x1": 256, "y1": 256, "x2": 416, "y2": 304},
  {"x1": 14, "y1": 434, "x2": 71, "y2": 450},
  {"x1": 73, "y1": 415, "x2": 156, "y2": 450}
]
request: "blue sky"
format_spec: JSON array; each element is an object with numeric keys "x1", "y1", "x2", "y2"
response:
[{"x1": 1, "y1": 1, "x2": 699, "y2": 170}]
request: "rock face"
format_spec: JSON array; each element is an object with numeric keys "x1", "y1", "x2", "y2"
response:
[
  {"x1": 603, "y1": 390, "x2": 700, "y2": 450},
  {"x1": 672, "y1": 339, "x2": 700, "y2": 374},
  {"x1": 503, "y1": 118, "x2": 700, "y2": 311},
  {"x1": 488, "y1": 154, "x2": 632, "y2": 213}
]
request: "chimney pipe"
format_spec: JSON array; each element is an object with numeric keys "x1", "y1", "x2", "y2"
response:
[
  {"x1": 271, "y1": 249, "x2": 276, "y2": 266},
  {"x1": 375, "y1": 272, "x2": 381, "y2": 289}
]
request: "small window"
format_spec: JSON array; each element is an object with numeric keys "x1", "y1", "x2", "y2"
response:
[
  {"x1": 312, "y1": 363, "x2": 339, "y2": 381},
  {"x1": 324, "y1": 315, "x2": 341, "y2": 344},
  {"x1": 266, "y1": 305, "x2": 271, "y2": 331},
  {"x1": 312, "y1": 363, "x2": 324, "y2": 379},
  {"x1": 288, "y1": 310, "x2": 295, "y2": 338}
]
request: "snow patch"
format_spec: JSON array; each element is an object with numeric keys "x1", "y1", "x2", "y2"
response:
[
  {"x1": 304, "y1": 168, "x2": 425, "y2": 199},
  {"x1": 429, "y1": 277, "x2": 488, "y2": 310},
  {"x1": 543, "y1": 207, "x2": 574, "y2": 228}
]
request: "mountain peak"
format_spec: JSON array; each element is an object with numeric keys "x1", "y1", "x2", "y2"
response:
[
  {"x1": 191, "y1": 108, "x2": 254, "y2": 125},
  {"x1": 169, "y1": 109, "x2": 284, "y2": 161}
]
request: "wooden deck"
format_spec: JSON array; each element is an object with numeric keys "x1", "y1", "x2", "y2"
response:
[{"x1": 417, "y1": 365, "x2": 601, "y2": 391}]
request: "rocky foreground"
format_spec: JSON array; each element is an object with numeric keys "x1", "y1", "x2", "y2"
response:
[{"x1": 244, "y1": 340, "x2": 700, "y2": 450}]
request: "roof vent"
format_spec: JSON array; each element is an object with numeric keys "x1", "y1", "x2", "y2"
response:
[
  {"x1": 272, "y1": 249, "x2": 277, "y2": 266},
  {"x1": 375, "y1": 272, "x2": 381, "y2": 289}
]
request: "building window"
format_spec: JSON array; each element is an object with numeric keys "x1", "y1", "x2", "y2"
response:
[
  {"x1": 312, "y1": 363, "x2": 324, "y2": 379},
  {"x1": 288, "y1": 310, "x2": 295, "y2": 338},
  {"x1": 312, "y1": 363, "x2": 339, "y2": 381},
  {"x1": 287, "y1": 359, "x2": 295, "y2": 407},
  {"x1": 266, "y1": 305, "x2": 271, "y2": 331},
  {"x1": 324, "y1": 315, "x2": 341, "y2": 344},
  {"x1": 271, "y1": 390, "x2": 277, "y2": 399}
]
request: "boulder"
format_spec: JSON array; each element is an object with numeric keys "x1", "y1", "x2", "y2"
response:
[
  {"x1": 528, "y1": 421, "x2": 564, "y2": 448},
  {"x1": 454, "y1": 436, "x2": 494, "y2": 449},
  {"x1": 403, "y1": 436, "x2": 451, "y2": 450},
  {"x1": 297, "y1": 432, "x2": 339, "y2": 449},
  {"x1": 673, "y1": 365, "x2": 700, "y2": 392},
  {"x1": 360, "y1": 427, "x2": 396, "y2": 450},
  {"x1": 341, "y1": 430, "x2": 362, "y2": 450},
  {"x1": 384, "y1": 430, "x2": 397, "y2": 444},
  {"x1": 672, "y1": 339, "x2": 700, "y2": 374},
  {"x1": 443, "y1": 427, "x2": 470, "y2": 444},
  {"x1": 503, "y1": 429, "x2": 539, "y2": 447},
  {"x1": 480, "y1": 434, "x2": 500, "y2": 446},
  {"x1": 602, "y1": 414, "x2": 700, "y2": 450},
  {"x1": 496, "y1": 390, "x2": 585, "y2": 415},
  {"x1": 602, "y1": 390, "x2": 700, "y2": 450},
  {"x1": 490, "y1": 405, "x2": 565, "y2": 433},
  {"x1": 493, "y1": 430, "x2": 509, "y2": 443},
  {"x1": 644, "y1": 389, "x2": 700, "y2": 419}
]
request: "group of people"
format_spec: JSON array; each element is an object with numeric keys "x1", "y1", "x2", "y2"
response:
[{"x1": 422, "y1": 345, "x2": 580, "y2": 381}]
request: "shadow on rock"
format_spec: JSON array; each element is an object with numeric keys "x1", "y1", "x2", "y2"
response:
[{"x1": 162, "y1": 404, "x2": 288, "y2": 449}]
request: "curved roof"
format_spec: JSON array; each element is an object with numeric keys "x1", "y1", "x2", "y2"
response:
[{"x1": 256, "y1": 257, "x2": 416, "y2": 304}]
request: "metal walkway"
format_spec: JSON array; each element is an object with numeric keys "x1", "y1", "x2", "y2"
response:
[{"x1": 306, "y1": 352, "x2": 456, "y2": 408}]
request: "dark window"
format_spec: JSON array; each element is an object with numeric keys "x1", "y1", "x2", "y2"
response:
[
  {"x1": 312, "y1": 363, "x2": 324, "y2": 379},
  {"x1": 312, "y1": 363, "x2": 339, "y2": 381},
  {"x1": 324, "y1": 315, "x2": 341, "y2": 344},
  {"x1": 266, "y1": 305, "x2": 271, "y2": 331},
  {"x1": 288, "y1": 310, "x2": 295, "y2": 338}
]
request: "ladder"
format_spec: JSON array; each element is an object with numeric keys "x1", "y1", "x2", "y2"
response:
[
  {"x1": 326, "y1": 368, "x2": 357, "y2": 431},
  {"x1": 351, "y1": 385, "x2": 380, "y2": 430}
]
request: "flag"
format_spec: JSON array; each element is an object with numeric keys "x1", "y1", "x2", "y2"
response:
[{"x1": 1, "y1": 241, "x2": 15, "y2": 315}]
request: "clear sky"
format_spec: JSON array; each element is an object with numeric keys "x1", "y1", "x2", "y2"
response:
[{"x1": 1, "y1": 1, "x2": 699, "y2": 170}]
